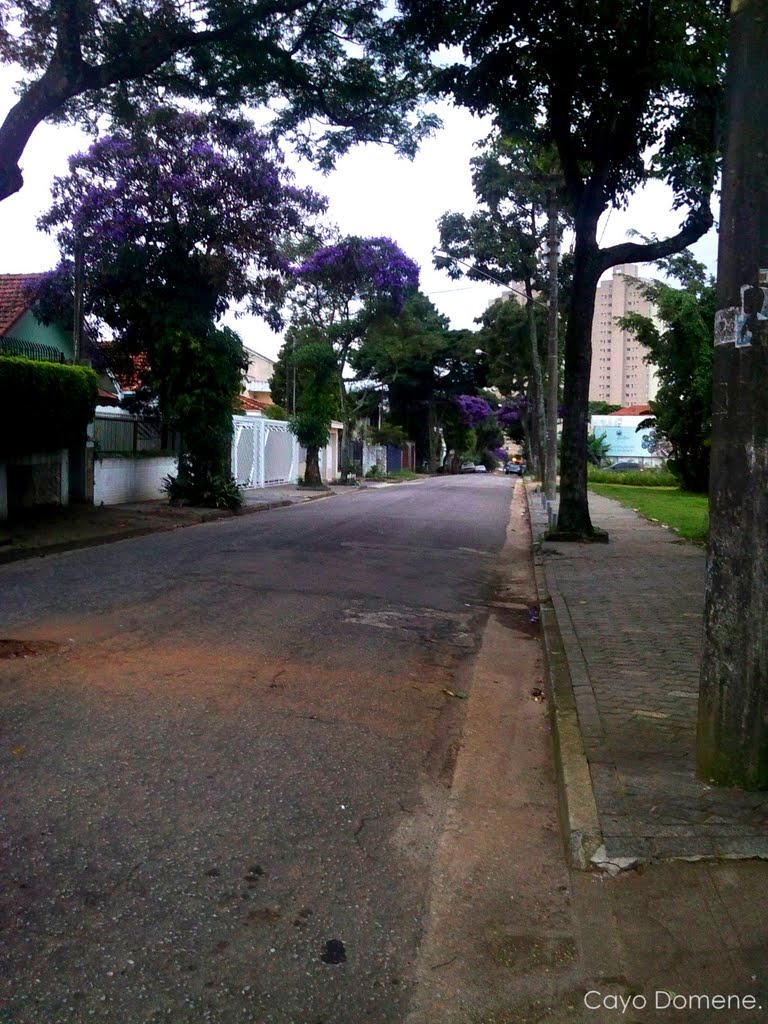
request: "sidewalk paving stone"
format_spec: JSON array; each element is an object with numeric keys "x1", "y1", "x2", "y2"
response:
[{"x1": 527, "y1": 485, "x2": 768, "y2": 866}]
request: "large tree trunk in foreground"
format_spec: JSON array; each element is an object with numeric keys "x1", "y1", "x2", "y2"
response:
[
  {"x1": 697, "y1": 0, "x2": 768, "y2": 790},
  {"x1": 556, "y1": 232, "x2": 602, "y2": 536}
]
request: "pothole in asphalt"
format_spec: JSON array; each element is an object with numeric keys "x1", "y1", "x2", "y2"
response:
[
  {"x1": 320, "y1": 939, "x2": 347, "y2": 964},
  {"x1": 342, "y1": 606, "x2": 480, "y2": 650},
  {"x1": 491, "y1": 604, "x2": 541, "y2": 637},
  {"x1": 0, "y1": 639, "x2": 67, "y2": 659}
]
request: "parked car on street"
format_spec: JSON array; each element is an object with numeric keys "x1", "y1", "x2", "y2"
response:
[
  {"x1": 505, "y1": 460, "x2": 526, "y2": 475},
  {"x1": 474, "y1": 464, "x2": 488, "y2": 473},
  {"x1": 461, "y1": 461, "x2": 477, "y2": 473},
  {"x1": 608, "y1": 461, "x2": 642, "y2": 472}
]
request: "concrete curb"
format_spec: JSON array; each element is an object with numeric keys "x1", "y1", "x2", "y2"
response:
[
  {"x1": 525, "y1": 483, "x2": 604, "y2": 871},
  {"x1": 0, "y1": 491, "x2": 333, "y2": 566}
]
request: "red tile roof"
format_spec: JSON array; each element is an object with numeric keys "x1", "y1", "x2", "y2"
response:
[
  {"x1": 97, "y1": 388, "x2": 121, "y2": 406},
  {"x1": 97, "y1": 344, "x2": 149, "y2": 393},
  {"x1": 612, "y1": 404, "x2": 652, "y2": 416},
  {"x1": 0, "y1": 273, "x2": 47, "y2": 335},
  {"x1": 235, "y1": 394, "x2": 270, "y2": 413}
]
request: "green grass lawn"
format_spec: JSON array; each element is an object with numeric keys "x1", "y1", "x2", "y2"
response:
[{"x1": 588, "y1": 484, "x2": 709, "y2": 544}]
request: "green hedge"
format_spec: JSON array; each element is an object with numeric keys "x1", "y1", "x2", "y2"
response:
[
  {"x1": 587, "y1": 464, "x2": 678, "y2": 487},
  {"x1": 0, "y1": 355, "x2": 98, "y2": 458}
]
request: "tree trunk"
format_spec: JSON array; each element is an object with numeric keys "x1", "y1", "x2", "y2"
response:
[
  {"x1": 556, "y1": 229, "x2": 602, "y2": 536},
  {"x1": 428, "y1": 395, "x2": 439, "y2": 472},
  {"x1": 336, "y1": 336, "x2": 356, "y2": 479},
  {"x1": 524, "y1": 280, "x2": 547, "y2": 481},
  {"x1": 304, "y1": 445, "x2": 323, "y2": 487},
  {"x1": 697, "y1": 0, "x2": 768, "y2": 790},
  {"x1": 545, "y1": 190, "x2": 560, "y2": 502},
  {"x1": 526, "y1": 373, "x2": 542, "y2": 478}
]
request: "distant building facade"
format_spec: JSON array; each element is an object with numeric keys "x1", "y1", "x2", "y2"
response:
[
  {"x1": 589, "y1": 264, "x2": 659, "y2": 407},
  {"x1": 244, "y1": 349, "x2": 276, "y2": 407}
]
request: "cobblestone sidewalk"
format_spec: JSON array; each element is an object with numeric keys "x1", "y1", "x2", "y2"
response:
[{"x1": 528, "y1": 487, "x2": 768, "y2": 864}]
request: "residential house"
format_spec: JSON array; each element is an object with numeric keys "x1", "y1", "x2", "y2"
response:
[
  {"x1": 244, "y1": 348, "x2": 277, "y2": 408},
  {"x1": 0, "y1": 273, "x2": 73, "y2": 362},
  {"x1": 0, "y1": 273, "x2": 92, "y2": 517}
]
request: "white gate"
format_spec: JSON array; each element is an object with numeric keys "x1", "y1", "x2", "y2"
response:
[{"x1": 232, "y1": 416, "x2": 299, "y2": 487}]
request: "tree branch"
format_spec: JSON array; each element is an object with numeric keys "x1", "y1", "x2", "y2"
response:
[
  {"x1": 0, "y1": 0, "x2": 316, "y2": 201},
  {"x1": 55, "y1": 0, "x2": 85, "y2": 71},
  {"x1": 597, "y1": 203, "x2": 714, "y2": 274}
]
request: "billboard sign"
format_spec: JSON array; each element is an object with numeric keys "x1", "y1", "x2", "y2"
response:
[{"x1": 590, "y1": 416, "x2": 654, "y2": 459}]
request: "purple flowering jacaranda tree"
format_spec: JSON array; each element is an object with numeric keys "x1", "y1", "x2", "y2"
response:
[
  {"x1": 456, "y1": 394, "x2": 492, "y2": 428},
  {"x1": 40, "y1": 108, "x2": 327, "y2": 333},
  {"x1": 292, "y1": 235, "x2": 419, "y2": 473},
  {"x1": 39, "y1": 108, "x2": 327, "y2": 507}
]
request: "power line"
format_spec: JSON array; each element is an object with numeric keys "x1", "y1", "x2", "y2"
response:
[
  {"x1": 434, "y1": 252, "x2": 549, "y2": 309},
  {"x1": 426, "y1": 284, "x2": 491, "y2": 295}
]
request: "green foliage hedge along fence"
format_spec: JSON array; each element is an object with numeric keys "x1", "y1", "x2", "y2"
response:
[
  {"x1": 587, "y1": 464, "x2": 678, "y2": 487},
  {"x1": 0, "y1": 356, "x2": 98, "y2": 458}
]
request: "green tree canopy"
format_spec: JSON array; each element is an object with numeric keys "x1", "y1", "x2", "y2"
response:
[
  {"x1": 401, "y1": 0, "x2": 726, "y2": 534},
  {"x1": 276, "y1": 326, "x2": 340, "y2": 486},
  {"x1": 620, "y1": 252, "x2": 715, "y2": 492},
  {"x1": 353, "y1": 290, "x2": 484, "y2": 469},
  {"x1": 436, "y1": 136, "x2": 571, "y2": 479},
  {"x1": 0, "y1": 0, "x2": 439, "y2": 202},
  {"x1": 290, "y1": 235, "x2": 420, "y2": 472}
]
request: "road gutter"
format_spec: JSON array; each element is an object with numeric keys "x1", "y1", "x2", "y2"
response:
[
  {"x1": 526, "y1": 482, "x2": 604, "y2": 871},
  {"x1": 404, "y1": 480, "x2": 584, "y2": 1023}
]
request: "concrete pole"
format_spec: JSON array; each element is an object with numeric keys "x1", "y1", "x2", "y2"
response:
[{"x1": 696, "y1": 0, "x2": 768, "y2": 788}]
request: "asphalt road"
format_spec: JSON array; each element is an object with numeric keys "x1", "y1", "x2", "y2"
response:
[{"x1": 0, "y1": 474, "x2": 517, "y2": 1024}]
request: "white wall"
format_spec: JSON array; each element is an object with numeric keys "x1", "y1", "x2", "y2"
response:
[{"x1": 94, "y1": 456, "x2": 177, "y2": 505}]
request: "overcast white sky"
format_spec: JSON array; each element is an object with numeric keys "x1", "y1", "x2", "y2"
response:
[{"x1": 0, "y1": 67, "x2": 719, "y2": 362}]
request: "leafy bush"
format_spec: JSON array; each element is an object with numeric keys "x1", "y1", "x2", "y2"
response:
[
  {"x1": 363, "y1": 423, "x2": 409, "y2": 447},
  {"x1": 163, "y1": 466, "x2": 243, "y2": 510},
  {"x1": 262, "y1": 403, "x2": 288, "y2": 421},
  {"x1": 587, "y1": 431, "x2": 611, "y2": 465},
  {"x1": 0, "y1": 355, "x2": 98, "y2": 458},
  {"x1": 587, "y1": 464, "x2": 678, "y2": 487}
]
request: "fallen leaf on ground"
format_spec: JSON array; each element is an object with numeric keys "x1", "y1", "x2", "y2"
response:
[{"x1": 442, "y1": 688, "x2": 468, "y2": 700}]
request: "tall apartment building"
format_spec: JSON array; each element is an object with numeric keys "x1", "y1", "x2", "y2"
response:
[{"x1": 589, "y1": 264, "x2": 659, "y2": 407}]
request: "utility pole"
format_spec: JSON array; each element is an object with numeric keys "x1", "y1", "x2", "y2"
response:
[
  {"x1": 696, "y1": 0, "x2": 768, "y2": 789},
  {"x1": 545, "y1": 190, "x2": 560, "y2": 503}
]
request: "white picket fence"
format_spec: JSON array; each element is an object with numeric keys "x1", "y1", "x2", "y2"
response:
[{"x1": 231, "y1": 416, "x2": 299, "y2": 488}]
